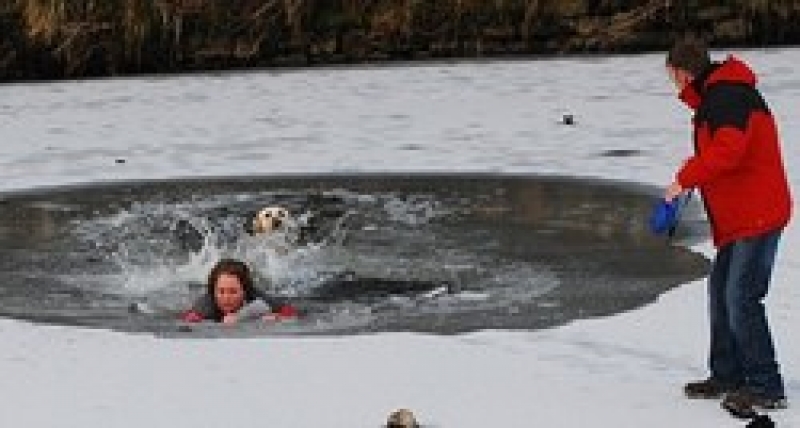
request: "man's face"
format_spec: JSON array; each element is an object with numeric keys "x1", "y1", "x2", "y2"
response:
[{"x1": 666, "y1": 65, "x2": 691, "y2": 95}]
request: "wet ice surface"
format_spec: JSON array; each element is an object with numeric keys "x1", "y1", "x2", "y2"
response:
[
  {"x1": 2, "y1": 47, "x2": 800, "y2": 428},
  {"x1": 0, "y1": 174, "x2": 709, "y2": 336}
]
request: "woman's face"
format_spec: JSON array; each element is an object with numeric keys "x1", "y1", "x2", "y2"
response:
[{"x1": 214, "y1": 273, "x2": 246, "y2": 315}]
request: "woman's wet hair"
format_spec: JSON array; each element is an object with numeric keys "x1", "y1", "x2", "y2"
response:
[{"x1": 206, "y1": 258, "x2": 258, "y2": 304}]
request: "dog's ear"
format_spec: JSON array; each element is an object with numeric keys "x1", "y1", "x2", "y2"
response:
[
  {"x1": 243, "y1": 210, "x2": 259, "y2": 235},
  {"x1": 243, "y1": 218, "x2": 255, "y2": 236}
]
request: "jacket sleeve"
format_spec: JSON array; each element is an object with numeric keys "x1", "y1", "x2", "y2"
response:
[
  {"x1": 250, "y1": 288, "x2": 299, "y2": 319},
  {"x1": 181, "y1": 310, "x2": 205, "y2": 323},
  {"x1": 677, "y1": 126, "x2": 748, "y2": 187},
  {"x1": 275, "y1": 304, "x2": 299, "y2": 318},
  {"x1": 677, "y1": 85, "x2": 751, "y2": 188}
]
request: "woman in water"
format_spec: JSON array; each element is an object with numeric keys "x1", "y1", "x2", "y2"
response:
[{"x1": 181, "y1": 258, "x2": 297, "y2": 324}]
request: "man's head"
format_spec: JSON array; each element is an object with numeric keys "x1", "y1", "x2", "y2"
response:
[{"x1": 666, "y1": 36, "x2": 711, "y2": 93}]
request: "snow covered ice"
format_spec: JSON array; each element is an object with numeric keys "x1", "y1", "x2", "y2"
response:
[{"x1": 1, "y1": 48, "x2": 799, "y2": 427}]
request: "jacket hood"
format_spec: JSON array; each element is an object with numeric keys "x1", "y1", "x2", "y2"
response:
[
  {"x1": 678, "y1": 56, "x2": 757, "y2": 110},
  {"x1": 705, "y1": 56, "x2": 757, "y2": 87}
]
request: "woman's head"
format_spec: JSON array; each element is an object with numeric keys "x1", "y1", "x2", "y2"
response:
[{"x1": 207, "y1": 258, "x2": 257, "y2": 316}]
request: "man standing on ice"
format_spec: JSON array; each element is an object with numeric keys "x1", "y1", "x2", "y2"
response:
[{"x1": 663, "y1": 37, "x2": 791, "y2": 418}]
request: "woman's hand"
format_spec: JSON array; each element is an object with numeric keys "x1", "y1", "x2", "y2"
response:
[
  {"x1": 262, "y1": 305, "x2": 299, "y2": 322},
  {"x1": 222, "y1": 313, "x2": 239, "y2": 325},
  {"x1": 262, "y1": 313, "x2": 281, "y2": 322},
  {"x1": 181, "y1": 310, "x2": 204, "y2": 323}
]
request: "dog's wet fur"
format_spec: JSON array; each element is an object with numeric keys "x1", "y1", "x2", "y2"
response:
[
  {"x1": 171, "y1": 193, "x2": 348, "y2": 253},
  {"x1": 167, "y1": 194, "x2": 460, "y2": 309}
]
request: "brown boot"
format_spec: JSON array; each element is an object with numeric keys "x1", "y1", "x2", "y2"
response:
[
  {"x1": 684, "y1": 377, "x2": 739, "y2": 399},
  {"x1": 722, "y1": 389, "x2": 788, "y2": 419}
]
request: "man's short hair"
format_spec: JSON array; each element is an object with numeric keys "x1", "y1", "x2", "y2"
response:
[{"x1": 666, "y1": 36, "x2": 712, "y2": 76}]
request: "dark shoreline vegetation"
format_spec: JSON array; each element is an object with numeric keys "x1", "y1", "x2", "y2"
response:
[{"x1": 2, "y1": 0, "x2": 800, "y2": 82}]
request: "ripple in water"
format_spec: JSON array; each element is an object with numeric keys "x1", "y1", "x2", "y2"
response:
[{"x1": 0, "y1": 174, "x2": 709, "y2": 336}]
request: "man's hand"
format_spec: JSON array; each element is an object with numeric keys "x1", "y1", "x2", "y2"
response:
[{"x1": 664, "y1": 181, "x2": 685, "y2": 202}]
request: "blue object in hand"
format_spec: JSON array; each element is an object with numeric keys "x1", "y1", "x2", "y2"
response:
[{"x1": 649, "y1": 198, "x2": 681, "y2": 236}]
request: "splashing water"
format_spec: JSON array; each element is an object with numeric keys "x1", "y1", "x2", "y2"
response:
[{"x1": 0, "y1": 175, "x2": 709, "y2": 335}]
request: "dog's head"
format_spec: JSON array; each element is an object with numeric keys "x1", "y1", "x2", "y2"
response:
[
  {"x1": 252, "y1": 206, "x2": 291, "y2": 235},
  {"x1": 386, "y1": 408, "x2": 418, "y2": 428}
]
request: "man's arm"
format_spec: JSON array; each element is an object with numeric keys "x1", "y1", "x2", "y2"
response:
[
  {"x1": 676, "y1": 85, "x2": 753, "y2": 188},
  {"x1": 678, "y1": 128, "x2": 748, "y2": 188}
]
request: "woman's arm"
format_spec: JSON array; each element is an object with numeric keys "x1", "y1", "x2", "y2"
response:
[
  {"x1": 181, "y1": 294, "x2": 217, "y2": 323},
  {"x1": 263, "y1": 303, "x2": 299, "y2": 321},
  {"x1": 235, "y1": 299, "x2": 272, "y2": 321}
]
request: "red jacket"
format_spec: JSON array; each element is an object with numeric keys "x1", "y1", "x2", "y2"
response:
[{"x1": 676, "y1": 56, "x2": 791, "y2": 248}]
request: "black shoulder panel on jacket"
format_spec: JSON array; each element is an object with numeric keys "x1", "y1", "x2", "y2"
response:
[{"x1": 699, "y1": 83, "x2": 770, "y2": 134}]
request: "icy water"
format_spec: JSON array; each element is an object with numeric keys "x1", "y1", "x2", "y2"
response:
[
  {"x1": 0, "y1": 53, "x2": 738, "y2": 335},
  {"x1": 0, "y1": 174, "x2": 708, "y2": 336}
]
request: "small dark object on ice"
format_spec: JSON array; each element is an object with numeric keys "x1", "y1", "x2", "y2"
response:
[
  {"x1": 387, "y1": 408, "x2": 418, "y2": 428},
  {"x1": 562, "y1": 114, "x2": 575, "y2": 125},
  {"x1": 115, "y1": 158, "x2": 126, "y2": 164}
]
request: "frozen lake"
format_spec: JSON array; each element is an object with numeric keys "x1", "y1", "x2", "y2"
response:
[
  {"x1": 0, "y1": 173, "x2": 708, "y2": 335},
  {"x1": 0, "y1": 55, "x2": 721, "y2": 335},
  {"x1": 0, "y1": 54, "x2": 719, "y2": 187},
  {"x1": 1, "y1": 49, "x2": 799, "y2": 427}
]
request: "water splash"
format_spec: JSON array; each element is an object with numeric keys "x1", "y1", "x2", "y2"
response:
[{"x1": 0, "y1": 175, "x2": 710, "y2": 335}]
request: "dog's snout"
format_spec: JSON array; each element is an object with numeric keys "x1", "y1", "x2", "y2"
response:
[{"x1": 272, "y1": 218, "x2": 282, "y2": 229}]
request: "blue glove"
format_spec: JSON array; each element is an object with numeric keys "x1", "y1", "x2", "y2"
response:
[{"x1": 649, "y1": 198, "x2": 681, "y2": 236}]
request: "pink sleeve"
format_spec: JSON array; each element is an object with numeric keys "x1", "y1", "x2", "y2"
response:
[
  {"x1": 181, "y1": 310, "x2": 204, "y2": 323},
  {"x1": 276, "y1": 305, "x2": 298, "y2": 318}
]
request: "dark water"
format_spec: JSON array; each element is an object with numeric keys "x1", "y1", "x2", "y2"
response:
[{"x1": 0, "y1": 174, "x2": 710, "y2": 337}]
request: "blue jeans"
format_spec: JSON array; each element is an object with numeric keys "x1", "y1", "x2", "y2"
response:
[{"x1": 708, "y1": 229, "x2": 785, "y2": 399}]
